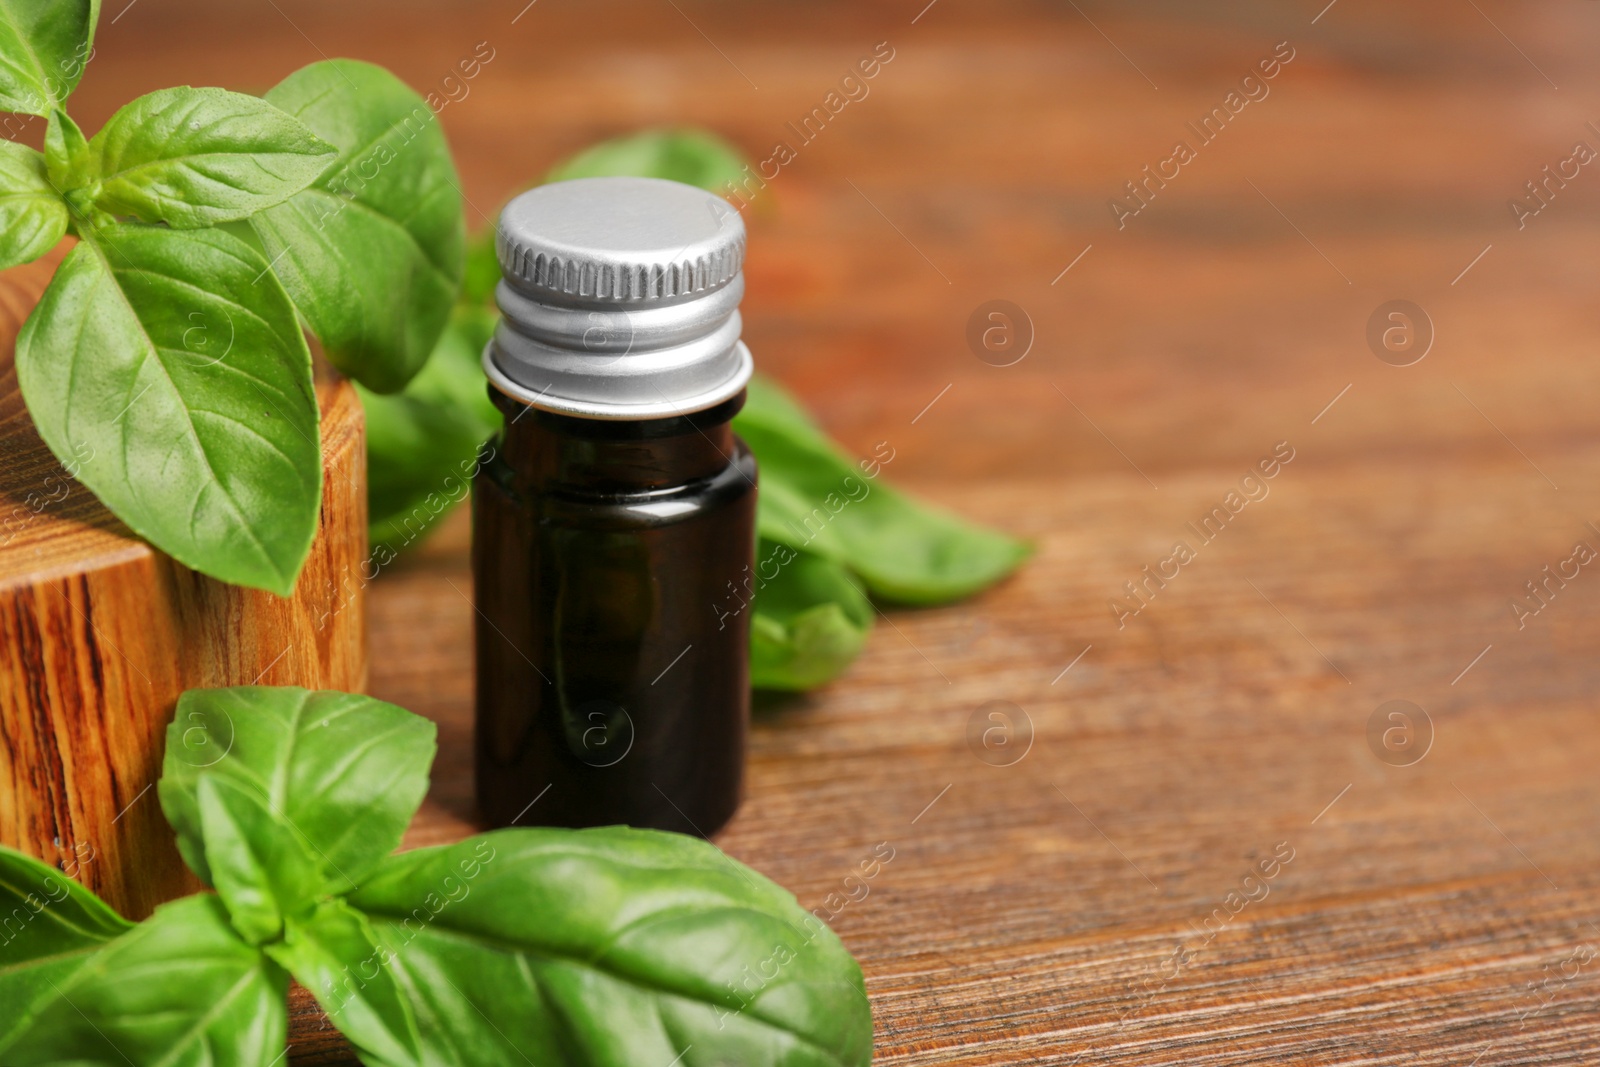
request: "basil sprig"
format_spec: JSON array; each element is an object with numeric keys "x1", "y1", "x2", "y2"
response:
[
  {"x1": 735, "y1": 376, "x2": 1035, "y2": 604},
  {"x1": 0, "y1": 686, "x2": 874, "y2": 1065},
  {"x1": 2, "y1": 0, "x2": 463, "y2": 595}
]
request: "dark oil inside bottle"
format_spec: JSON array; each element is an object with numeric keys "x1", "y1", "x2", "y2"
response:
[{"x1": 472, "y1": 389, "x2": 756, "y2": 837}]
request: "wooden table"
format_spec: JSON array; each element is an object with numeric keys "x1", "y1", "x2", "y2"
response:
[{"x1": 68, "y1": 1, "x2": 1600, "y2": 1062}]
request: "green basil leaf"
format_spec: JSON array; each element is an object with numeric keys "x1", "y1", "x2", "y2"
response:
[
  {"x1": 159, "y1": 686, "x2": 437, "y2": 893},
  {"x1": 346, "y1": 829, "x2": 873, "y2": 1067},
  {"x1": 13, "y1": 223, "x2": 322, "y2": 596},
  {"x1": 2, "y1": 894, "x2": 287, "y2": 1066},
  {"x1": 752, "y1": 600, "x2": 868, "y2": 692},
  {"x1": 361, "y1": 304, "x2": 500, "y2": 551},
  {"x1": 43, "y1": 107, "x2": 91, "y2": 196},
  {"x1": 197, "y1": 775, "x2": 324, "y2": 946},
  {"x1": 545, "y1": 127, "x2": 749, "y2": 194},
  {"x1": 89, "y1": 86, "x2": 336, "y2": 228},
  {"x1": 264, "y1": 898, "x2": 423, "y2": 1067},
  {"x1": 0, "y1": 139, "x2": 67, "y2": 269},
  {"x1": 750, "y1": 539, "x2": 872, "y2": 691},
  {"x1": 0, "y1": 846, "x2": 132, "y2": 1052},
  {"x1": 252, "y1": 59, "x2": 465, "y2": 394},
  {"x1": 0, "y1": 0, "x2": 97, "y2": 116},
  {"x1": 735, "y1": 376, "x2": 1032, "y2": 604}
]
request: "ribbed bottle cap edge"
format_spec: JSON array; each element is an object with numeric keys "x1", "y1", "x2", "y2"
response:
[{"x1": 495, "y1": 232, "x2": 745, "y2": 303}]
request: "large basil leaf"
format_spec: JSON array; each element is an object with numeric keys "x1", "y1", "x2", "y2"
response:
[
  {"x1": 252, "y1": 59, "x2": 465, "y2": 393},
  {"x1": 0, "y1": 139, "x2": 67, "y2": 269},
  {"x1": 0, "y1": 846, "x2": 132, "y2": 1052},
  {"x1": 0, "y1": 0, "x2": 97, "y2": 116},
  {"x1": 346, "y1": 829, "x2": 873, "y2": 1067},
  {"x1": 750, "y1": 539, "x2": 871, "y2": 691},
  {"x1": 197, "y1": 774, "x2": 324, "y2": 946},
  {"x1": 545, "y1": 126, "x2": 750, "y2": 193},
  {"x1": 264, "y1": 898, "x2": 424, "y2": 1067},
  {"x1": 735, "y1": 376, "x2": 1031, "y2": 604},
  {"x1": 90, "y1": 86, "x2": 335, "y2": 228},
  {"x1": 13, "y1": 223, "x2": 321, "y2": 595},
  {"x1": 362, "y1": 304, "x2": 500, "y2": 550},
  {"x1": 1, "y1": 894, "x2": 287, "y2": 1066},
  {"x1": 159, "y1": 686, "x2": 436, "y2": 893}
]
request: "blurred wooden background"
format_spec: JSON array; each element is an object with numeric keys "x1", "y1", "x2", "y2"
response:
[{"x1": 44, "y1": 1, "x2": 1600, "y2": 1062}]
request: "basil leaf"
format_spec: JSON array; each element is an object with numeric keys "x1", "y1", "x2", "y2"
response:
[
  {"x1": 264, "y1": 898, "x2": 423, "y2": 1067},
  {"x1": 735, "y1": 376, "x2": 1032, "y2": 604},
  {"x1": 750, "y1": 539, "x2": 872, "y2": 691},
  {"x1": 43, "y1": 107, "x2": 91, "y2": 196},
  {"x1": 0, "y1": 846, "x2": 131, "y2": 1052},
  {"x1": 346, "y1": 829, "x2": 873, "y2": 1067},
  {"x1": 159, "y1": 686, "x2": 436, "y2": 893},
  {"x1": 197, "y1": 775, "x2": 324, "y2": 946},
  {"x1": 545, "y1": 127, "x2": 749, "y2": 194},
  {"x1": 252, "y1": 59, "x2": 465, "y2": 394},
  {"x1": 0, "y1": 139, "x2": 67, "y2": 269},
  {"x1": 0, "y1": 0, "x2": 97, "y2": 116},
  {"x1": 89, "y1": 86, "x2": 336, "y2": 228},
  {"x1": 2, "y1": 894, "x2": 287, "y2": 1066},
  {"x1": 361, "y1": 304, "x2": 500, "y2": 551},
  {"x1": 13, "y1": 223, "x2": 322, "y2": 596}
]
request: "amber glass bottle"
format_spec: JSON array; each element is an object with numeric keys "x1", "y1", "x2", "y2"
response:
[{"x1": 473, "y1": 177, "x2": 755, "y2": 837}]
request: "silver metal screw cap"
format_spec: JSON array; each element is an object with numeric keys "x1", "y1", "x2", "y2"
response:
[{"x1": 485, "y1": 176, "x2": 752, "y2": 419}]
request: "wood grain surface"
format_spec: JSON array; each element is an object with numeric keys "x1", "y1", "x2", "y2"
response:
[
  {"x1": 0, "y1": 254, "x2": 368, "y2": 921},
  {"x1": 33, "y1": 0, "x2": 1600, "y2": 1063}
]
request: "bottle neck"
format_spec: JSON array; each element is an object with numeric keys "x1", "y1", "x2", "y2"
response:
[{"x1": 491, "y1": 390, "x2": 744, "y2": 495}]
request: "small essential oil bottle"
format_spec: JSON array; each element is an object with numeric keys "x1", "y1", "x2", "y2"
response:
[{"x1": 473, "y1": 176, "x2": 756, "y2": 837}]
